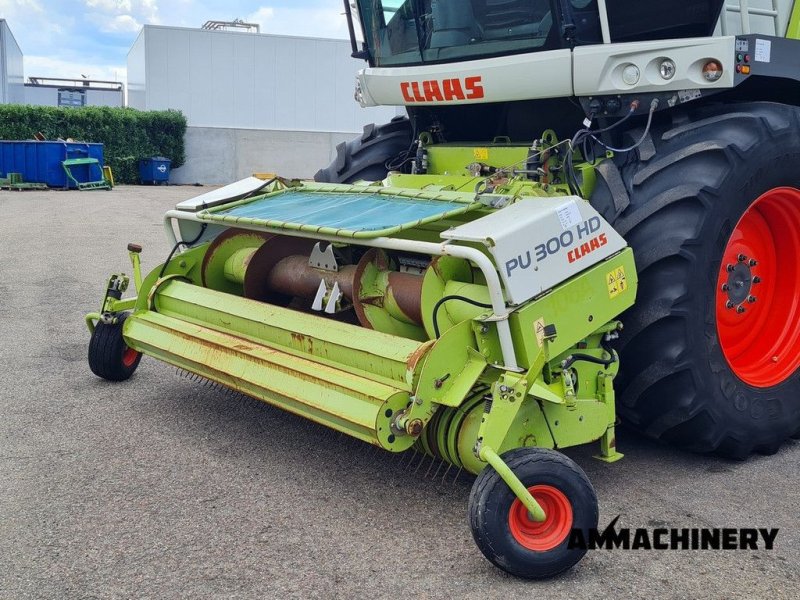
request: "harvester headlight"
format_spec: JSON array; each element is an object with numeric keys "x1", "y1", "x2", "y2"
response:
[
  {"x1": 659, "y1": 59, "x2": 676, "y2": 80},
  {"x1": 702, "y1": 60, "x2": 724, "y2": 82},
  {"x1": 622, "y1": 64, "x2": 641, "y2": 86},
  {"x1": 354, "y1": 77, "x2": 364, "y2": 104}
]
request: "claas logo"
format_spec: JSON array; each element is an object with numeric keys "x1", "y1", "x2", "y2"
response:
[{"x1": 400, "y1": 76, "x2": 485, "y2": 103}]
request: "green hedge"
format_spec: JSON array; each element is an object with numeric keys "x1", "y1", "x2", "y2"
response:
[{"x1": 0, "y1": 105, "x2": 187, "y2": 184}]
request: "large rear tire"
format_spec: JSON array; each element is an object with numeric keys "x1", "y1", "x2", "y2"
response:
[
  {"x1": 314, "y1": 116, "x2": 412, "y2": 184},
  {"x1": 591, "y1": 102, "x2": 800, "y2": 457}
]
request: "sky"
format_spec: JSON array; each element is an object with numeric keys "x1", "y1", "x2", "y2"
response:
[{"x1": 0, "y1": 0, "x2": 353, "y2": 83}]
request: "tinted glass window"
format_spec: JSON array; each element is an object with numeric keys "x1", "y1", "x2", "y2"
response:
[
  {"x1": 605, "y1": 0, "x2": 724, "y2": 41},
  {"x1": 358, "y1": 0, "x2": 560, "y2": 66}
]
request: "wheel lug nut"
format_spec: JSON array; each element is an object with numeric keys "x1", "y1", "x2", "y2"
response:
[
  {"x1": 721, "y1": 284, "x2": 730, "y2": 292},
  {"x1": 753, "y1": 276, "x2": 761, "y2": 284},
  {"x1": 726, "y1": 300, "x2": 735, "y2": 309},
  {"x1": 749, "y1": 259, "x2": 758, "y2": 267},
  {"x1": 726, "y1": 264, "x2": 735, "y2": 272},
  {"x1": 736, "y1": 306, "x2": 746, "y2": 314},
  {"x1": 737, "y1": 254, "x2": 747, "y2": 262},
  {"x1": 748, "y1": 296, "x2": 757, "y2": 303}
]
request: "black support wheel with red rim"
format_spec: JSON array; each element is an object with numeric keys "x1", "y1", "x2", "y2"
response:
[
  {"x1": 468, "y1": 448, "x2": 598, "y2": 579},
  {"x1": 88, "y1": 312, "x2": 142, "y2": 382},
  {"x1": 591, "y1": 102, "x2": 800, "y2": 457}
]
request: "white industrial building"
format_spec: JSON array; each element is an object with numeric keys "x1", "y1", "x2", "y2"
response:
[
  {"x1": 127, "y1": 25, "x2": 400, "y2": 184},
  {"x1": 0, "y1": 19, "x2": 24, "y2": 105}
]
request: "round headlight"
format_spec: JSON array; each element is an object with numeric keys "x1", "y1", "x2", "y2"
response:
[
  {"x1": 622, "y1": 64, "x2": 641, "y2": 86},
  {"x1": 702, "y1": 60, "x2": 724, "y2": 82},
  {"x1": 659, "y1": 59, "x2": 676, "y2": 80},
  {"x1": 354, "y1": 77, "x2": 364, "y2": 103}
]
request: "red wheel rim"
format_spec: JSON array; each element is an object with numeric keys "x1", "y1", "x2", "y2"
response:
[
  {"x1": 716, "y1": 187, "x2": 800, "y2": 387},
  {"x1": 508, "y1": 485, "x2": 573, "y2": 552},
  {"x1": 122, "y1": 347, "x2": 139, "y2": 368}
]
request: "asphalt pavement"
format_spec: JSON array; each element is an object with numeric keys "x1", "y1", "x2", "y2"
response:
[{"x1": 0, "y1": 186, "x2": 797, "y2": 599}]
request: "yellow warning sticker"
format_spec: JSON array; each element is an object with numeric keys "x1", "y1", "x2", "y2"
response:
[
  {"x1": 534, "y1": 318, "x2": 546, "y2": 348},
  {"x1": 473, "y1": 148, "x2": 489, "y2": 161},
  {"x1": 607, "y1": 266, "x2": 628, "y2": 299}
]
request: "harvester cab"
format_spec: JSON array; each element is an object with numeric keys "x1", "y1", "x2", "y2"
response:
[{"x1": 87, "y1": 0, "x2": 800, "y2": 580}]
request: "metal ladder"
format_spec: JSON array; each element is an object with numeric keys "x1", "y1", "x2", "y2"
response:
[{"x1": 720, "y1": 0, "x2": 784, "y2": 36}]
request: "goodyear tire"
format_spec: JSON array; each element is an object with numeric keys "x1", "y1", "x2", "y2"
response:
[
  {"x1": 591, "y1": 102, "x2": 800, "y2": 457},
  {"x1": 88, "y1": 313, "x2": 141, "y2": 382},
  {"x1": 468, "y1": 448, "x2": 597, "y2": 579},
  {"x1": 314, "y1": 116, "x2": 412, "y2": 184}
]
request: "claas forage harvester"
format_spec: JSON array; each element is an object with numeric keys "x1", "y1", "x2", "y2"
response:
[{"x1": 86, "y1": 0, "x2": 800, "y2": 579}]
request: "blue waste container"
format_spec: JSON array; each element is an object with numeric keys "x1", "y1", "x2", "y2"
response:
[
  {"x1": 0, "y1": 141, "x2": 104, "y2": 188},
  {"x1": 139, "y1": 156, "x2": 171, "y2": 185}
]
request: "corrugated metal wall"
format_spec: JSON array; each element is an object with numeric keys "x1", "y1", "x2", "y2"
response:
[{"x1": 128, "y1": 25, "x2": 400, "y2": 132}]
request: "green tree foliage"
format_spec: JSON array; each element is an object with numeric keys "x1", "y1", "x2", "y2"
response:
[{"x1": 0, "y1": 106, "x2": 186, "y2": 184}]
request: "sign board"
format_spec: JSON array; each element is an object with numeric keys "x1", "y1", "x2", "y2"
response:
[{"x1": 58, "y1": 89, "x2": 86, "y2": 107}]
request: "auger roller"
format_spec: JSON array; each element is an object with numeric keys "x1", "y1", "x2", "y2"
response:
[{"x1": 87, "y1": 177, "x2": 638, "y2": 578}]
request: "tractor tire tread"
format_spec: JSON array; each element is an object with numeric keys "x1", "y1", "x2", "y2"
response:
[
  {"x1": 88, "y1": 313, "x2": 140, "y2": 382},
  {"x1": 591, "y1": 101, "x2": 800, "y2": 458},
  {"x1": 314, "y1": 117, "x2": 412, "y2": 184}
]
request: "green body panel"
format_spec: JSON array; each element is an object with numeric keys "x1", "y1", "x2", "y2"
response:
[
  {"x1": 789, "y1": 1, "x2": 800, "y2": 38},
  {"x1": 497, "y1": 397, "x2": 555, "y2": 452},
  {"x1": 454, "y1": 391, "x2": 556, "y2": 474},
  {"x1": 540, "y1": 397, "x2": 614, "y2": 447},
  {"x1": 427, "y1": 144, "x2": 529, "y2": 175},
  {"x1": 386, "y1": 164, "x2": 596, "y2": 201},
  {"x1": 416, "y1": 245, "x2": 633, "y2": 473},
  {"x1": 406, "y1": 133, "x2": 599, "y2": 199},
  {"x1": 148, "y1": 279, "x2": 425, "y2": 390},
  {"x1": 509, "y1": 249, "x2": 637, "y2": 368},
  {"x1": 124, "y1": 308, "x2": 414, "y2": 451},
  {"x1": 384, "y1": 173, "x2": 484, "y2": 190},
  {"x1": 134, "y1": 244, "x2": 208, "y2": 313},
  {"x1": 419, "y1": 256, "x2": 476, "y2": 338},
  {"x1": 413, "y1": 320, "x2": 488, "y2": 408}
]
